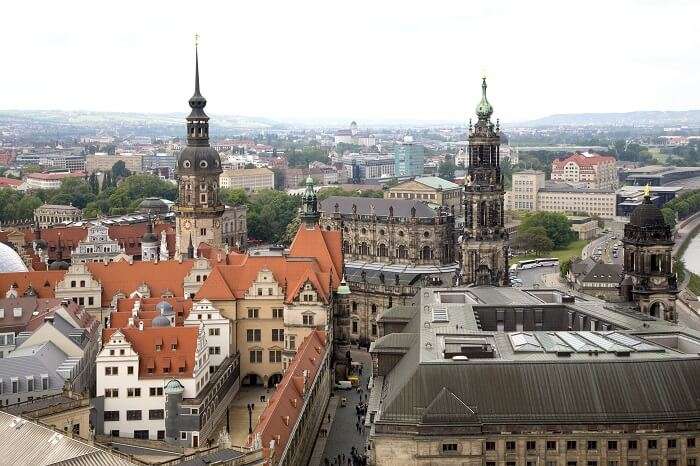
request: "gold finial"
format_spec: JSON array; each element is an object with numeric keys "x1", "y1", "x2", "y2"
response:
[
  {"x1": 194, "y1": 33, "x2": 199, "y2": 47},
  {"x1": 644, "y1": 183, "x2": 651, "y2": 197}
]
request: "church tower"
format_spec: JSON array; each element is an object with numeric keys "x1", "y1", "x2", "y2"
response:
[
  {"x1": 461, "y1": 78, "x2": 509, "y2": 286},
  {"x1": 621, "y1": 186, "x2": 678, "y2": 321},
  {"x1": 174, "y1": 42, "x2": 225, "y2": 259},
  {"x1": 300, "y1": 175, "x2": 320, "y2": 228}
]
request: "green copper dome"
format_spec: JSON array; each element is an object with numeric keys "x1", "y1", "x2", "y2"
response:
[{"x1": 475, "y1": 77, "x2": 493, "y2": 120}]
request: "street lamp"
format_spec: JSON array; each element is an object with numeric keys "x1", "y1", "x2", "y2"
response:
[{"x1": 247, "y1": 403, "x2": 255, "y2": 434}]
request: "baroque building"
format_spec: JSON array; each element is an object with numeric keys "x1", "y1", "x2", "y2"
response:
[
  {"x1": 620, "y1": 186, "x2": 678, "y2": 321},
  {"x1": 461, "y1": 78, "x2": 509, "y2": 286},
  {"x1": 71, "y1": 223, "x2": 129, "y2": 263},
  {"x1": 320, "y1": 196, "x2": 455, "y2": 266},
  {"x1": 174, "y1": 45, "x2": 225, "y2": 259}
]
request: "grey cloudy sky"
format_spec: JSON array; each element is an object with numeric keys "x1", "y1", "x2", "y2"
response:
[{"x1": 2, "y1": 0, "x2": 699, "y2": 123}]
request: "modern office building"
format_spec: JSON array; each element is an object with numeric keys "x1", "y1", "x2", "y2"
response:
[{"x1": 394, "y1": 137, "x2": 425, "y2": 178}]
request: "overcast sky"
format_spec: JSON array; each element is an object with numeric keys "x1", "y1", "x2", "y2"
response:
[{"x1": 2, "y1": 0, "x2": 699, "y2": 123}]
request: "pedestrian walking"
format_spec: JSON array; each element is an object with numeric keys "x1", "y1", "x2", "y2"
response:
[{"x1": 342, "y1": 453, "x2": 346, "y2": 464}]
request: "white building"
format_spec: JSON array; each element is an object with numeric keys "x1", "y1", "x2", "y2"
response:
[{"x1": 71, "y1": 224, "x2": 130, "y2": 264}]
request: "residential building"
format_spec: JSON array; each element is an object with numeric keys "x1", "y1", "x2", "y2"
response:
[
  {"x1": 194, "y1": 221, "x2": 342, "y2": 388},
  {"x1": 386, "y1": 176, "x2": 464, "y2": 222},
  {"x1": 462, "y1": 78, "x2": 509, "y2": 286},
  {"x1": 24, "y1": 171, "x2": 85, "y2": 190},
  {"x1": 568, "y1": 215, "x2": 599, "y2": 240},
  {"x1": 571, "y1": 260, "x2": 624, "y2": 300},
  {"x1": 34, "y1": 204, "x2": 82, "y2": 228},
  {"x1": 320, "y1": 196, "x2": 455, "y2": 266},
  {"x1": 0, "y1": 177, "x2": 23, "y2": 190},
  {"x1": 219, "y1": 168, "x2": 275, "y2": 191},
  {"x1": 94, "y1": 325, "x2": 240, "y2": 447},
  {"x1": 505, "y1": 171, "x2": 617, "y2": 219},
  {"x1": 174, "y1": 53, "x2": 226, "y2": 259},
  {"x1": 247, "y1": 330, "x2": 330, "y2": 466},
  {"x1": 368, "y1": 285, "x2": 700, "y2": 465},
  {"x1": 71, "y1": 223, "x2": 130, "y2": 264},
  {"x1": 394, "y1": 136, "x2": 425, "y2": 178},
  {"x1": 341, "y1": 153, "x2": 395, "y2": 182},
  {"x1": 551, "y1": 152, "x2": 618, "y2": 189},
  {"x1": 86, "y1": 153, "x2": 143, "y2": 174},
  {"x1": 334, "y1": 121, "x2": 376, "y2": 147}
]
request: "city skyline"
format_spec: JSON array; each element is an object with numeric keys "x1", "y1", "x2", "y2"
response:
[{"x1": 2, "y1": 0, "x2": 699, "y2": 123}]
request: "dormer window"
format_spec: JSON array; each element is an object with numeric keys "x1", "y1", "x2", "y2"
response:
[
  {"x1": 171, "y1": 343, "x2": 177, "y2": 350},
  {"x1": 156, "y1": 345, "x2": 162, "y2": 352}
]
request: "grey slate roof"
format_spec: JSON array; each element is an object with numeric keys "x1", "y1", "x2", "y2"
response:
[
  {"x1": 581, "y1": 262, "x2": 624, "y2": 284},
  {"x1": 0, "y1": 411, "x2": 135, "y2": 465},
  {"x1": 381, "y1": 358, "x2": 700, "y2": 425},
  {"x1": 0, "y1": 341, "x2": 68, "y2": 393},
  {"x1": 320, "y1": 196, "x2": 438, "y2": 218},
  {"x1": 377, "y1": 305, "x2": 418, "y2": 322}
]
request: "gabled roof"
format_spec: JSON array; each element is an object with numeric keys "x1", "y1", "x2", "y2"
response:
[
  {"x1": 582, "y1": 262, "x2": 624, "y2": 284},
  {"x1": 320, "y1": 196, "x2": 438, "y2": 218},
  {"x1": 288, "y1": 226, "x2": 342, "y2": 289},
  {"x1": 552, "y1": 152, "x2": 616, "y2": 169},
  {"x1": 110, "y1": 297, "x2": 193, "y2": 328},
  {"x1": 0, "y1": 271, "x2": 66, "y2": 299},
  {"x1": 102, "y1": 326, "x2": 199, "y2": 379},
  {"x1": 248, "y1": 330, "x2": 327, "y2": 464},
  {"x1": 87, "y1": 260, "x2": 195, "y2": 306}
]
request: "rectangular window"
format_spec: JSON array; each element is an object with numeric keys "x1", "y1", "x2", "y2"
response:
[
  {"x1": 690, "y1": 438, "x2": 697, "y2": 448},
  {"x1": 104, "y1": 411, "x2": 119, "y2": 421},
  {"x1": 372, "y1": 324, "x2": 377, "y2": 336},
  {"x1": 42, "y1": 377, "x2": 48, "y2": 390},
  {"x1": 608, "y1": 440, "x2": 618, "y2": 450},
  {"x1": 527, "y1": 440, "x2": 536, "y2": 450},
  {"x1": 272, "y1": 308, "x2": 283, "y2": 319},
  {"x1": 149, "y1": 387, "x2": 164, "y2": 396},
  {"x1": 272, "y1": 329, "x2": 284, "y2": 341},
  {"x1": 149, "y1": 409, "x2": 164, "y2": 420},
  {"x1": 442, "y1": 443, "x2": 457, "y2": 453},
  {"x1": 567, "y1": 440, "x2": 577, "y2": 451},
  {"x1": 88, "y1": 297, "x2": 94, "y2": 306},
  {"x1": 648, "y1": 439, "x2": 657, "y2": 450},
  {"x1": 628, "y1": 440, "x2": 638, "y2": 450},
  {"x1": 352, "y1": 321, "x2": 358, "y2": 333},
  {"x1": 648, "y1": 461, "x2": 658, "y2": 466},
  {"x1": 246, "y1": 329, "x2": 261, "y2": 341},
  {"x1": 588, "y1": 440, "x2": 598, "y2": 450},
  {"x1": 208, "y1": 328, "x2": 220, "y2": 336},
  {"x1": 134, "y1": 430, "x2": 149, "y2": 440},
  {"x1": 303, "y1": 315, "x2": 314, "y2": 326},
  {"x1": 157, "y1": 430, "x2": 165, "y2": 440},
  {"x1": 546, "y1": 440, "x2": 557, "y2": 451},
  {"x1": 26, "y1": 378, "x2": 34, "y2": 392},
  {"x1": 288, "y1": 335, "x2": 296, "y2": 350},
  {"x1": 104, "y1": 388, "x2": 118, "y2": 398},
  {"x1": 506, "y1": 441, "x2": 516, "y2": 451},
  {"x1": 688, "y1": 459, "x2": 697, "y2": 466},
  {"x1": 485, "y1": 441, "x2": 496, "y2": 451},
  {"x1": 249, "y1": 350, "x2": 262, "y2": 363},
  {"x1": 669, "y1": 439, "x2": 677, "y2": 449},
  {"x1": 269, "y1": 350, "x2": 282, "y2": 363},
  {"x1": 126, "y1": 387, "x2": 141, "y2": 397},
  {"x1": 247, "y1": 308, "x2": 259, "y2": 318},
  {"x1": 127, "y1": 366, "x2": 134, "y2": 375},
  {"x1": 588, "y1": 462, "x2": 598, "y2": 466},
  {"x1": 126, "y1": 410, "x2": 142, "y2": 421}
]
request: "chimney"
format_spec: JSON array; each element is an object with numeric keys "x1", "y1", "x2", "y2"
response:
[{"x1": 138, "y1": 321, "x2": 144, "y2": 331}]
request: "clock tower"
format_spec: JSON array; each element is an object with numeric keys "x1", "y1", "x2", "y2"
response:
[{"x1": 174, "y1": 42, "x2": 224, "y2": 259}]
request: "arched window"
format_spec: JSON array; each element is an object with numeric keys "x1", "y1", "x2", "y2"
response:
[
  {"x1": 397, "y1": 245, "x2": 408, "y2": 259},
  {"x1": 343, "y1": 241, "x2": 351, "y2": 254},
  {"x1": 421, "y1": 246, "x2": 432, "y2": 260},
  {"x1": 377, "y1": 243, "x2": 388, "y2": 257},
  {"x1": 360, "y1": 242, "x2": 370, "y2": 255}
]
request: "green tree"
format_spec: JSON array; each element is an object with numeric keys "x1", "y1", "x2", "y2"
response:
[
  {"x1": 519, "y1": 212, "x2": 575, "y2": 249},
  {"x1": 282, "y1": 216, "x2": 301, "y2": 245},
  {"x1": 437, "y1": 161, "x2": 456, "y2": 181},
  {"x1": 560, "y1": 257, "x2": 573, "y2": 279},
  {"x1": 271, "y1": 168, "x2": 286, "y2": 190},
  {"x1": 111, "y1": 160, "x2": 131, "y2": 179},
  {"x1": 220, "y1": 188, "x2": 248, "y2": 206},
  {"x1": 246, "y1": 190, "x2": 301, "y2": 243}
]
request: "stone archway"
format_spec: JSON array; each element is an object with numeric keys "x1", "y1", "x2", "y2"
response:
[
  {"x1": 475, "y1": 264, "x2": 492, "y2": 286},
  {"x1": 268, "y1": 373, "x2": 283, "y2": 388},
  {"x1": 649, "y1": 301, "x2": 665, "y2": 318},
  {"x1": 242, "y1": 373, "x2": 263, "y2": 386}
]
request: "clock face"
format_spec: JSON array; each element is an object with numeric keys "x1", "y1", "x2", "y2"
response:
[{"x1": 184, "y1": 221, "x2": 191, "y2": 230}]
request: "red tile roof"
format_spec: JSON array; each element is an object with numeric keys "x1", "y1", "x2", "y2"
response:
[
  {"x1": 102, "y1": 326, "x2": 199, "y2": 379},
  {"x1": 0, "y1": 271, "x2": 66, "y2": 298},
  {"x1": 87, "y1": 260, "x2": 195, "y2": 306},
  {"x1": 110, "y1": 297, "x2": 193, "y2": 328},
  {"x1": 26, "y1": 171, "x2": 86, "y2": 180},
  {"x1": 196, "y1": 225, "x2": 343, "y2": 303},
  {"x1": 0, "y1": 177, "x2": 23, "y2": 188},
  {"x1": 248, "y1": 330, "x2": 328, "y2": 464},
  {"x1": 552, "y1": 152, "x2": 616, "y2": 169}
]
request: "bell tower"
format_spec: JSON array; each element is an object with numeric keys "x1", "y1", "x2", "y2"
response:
[
  {"x1": 300, "y1": 175, "x2": 320, "y2": 228},
  {"x1": 174, "y1": 38, "x2": 225, "y2": 259},
  {"x1": 621, "y1": 186, "x2": 678, "y2": 321},
  {"x1": 461, "y1": 78, "x2": 509, "y2": 286}
]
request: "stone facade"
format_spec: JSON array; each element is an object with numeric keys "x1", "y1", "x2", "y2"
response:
[
  {"x1": 34, "y1": 204, "x2": 82, "y2": 228},
  {"x1": 461, "y1": 78, "x2": 509, "y2": 286},
  {"x1": 71, "y1": 224, "x2": 129, "y2": 263},
  {"x1": 320, "y1": 196, "x2": 455, "y2": 266}
]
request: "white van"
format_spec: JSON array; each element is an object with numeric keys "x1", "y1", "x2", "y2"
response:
[{"x1": 335, "y1": 380, "x2": 352, "y2": 390}]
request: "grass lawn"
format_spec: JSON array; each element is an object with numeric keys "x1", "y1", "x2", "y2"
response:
[{"x1": 511, "y1": 239, "x2": 589, "y2": 265}]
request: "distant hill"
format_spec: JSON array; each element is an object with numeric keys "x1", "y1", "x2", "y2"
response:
[{"x1": 523, "y1": 110, "x2": 700, "y2": 127}]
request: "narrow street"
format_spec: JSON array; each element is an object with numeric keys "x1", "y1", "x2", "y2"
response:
[{"x1": 315, "y1": 348, "x2": 372, "y2": 466}]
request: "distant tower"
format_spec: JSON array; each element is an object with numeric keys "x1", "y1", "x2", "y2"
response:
[
  {"x1": 461, "y1": 78, "x2": 509, "y2": 286},
  {"x1": 300, "y1": 175, "x2": 320, "y2": 228},
  {"x1": 350, "y1": 120, "x2": 358, "y2": 136},
  {"x1": 141, "y1": 217, "x2": 159, "y2": 262},
  {"x1": 621, "y1": 186, "x2": 678, "y2": 321},
  {"x1": 174, "y1": 39, "x2": 225, "y2": 259}
]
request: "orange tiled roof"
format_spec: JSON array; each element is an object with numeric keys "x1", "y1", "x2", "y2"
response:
[
  {"x1": 552, "y1": 153, "x2": 616, "y2": 169},
  {"x1": 248, "y1": 330, "x2": 327, "y2": 464},
  {"x1": 102, "y1": 326, "x2": 199, "y2": 379},
  {"x1": 87, "y1": 260, "x2": 195, "y2": 306},
  {"x1": 288, "y1": 226, "x2": 343, "y2": 289},
  {"x1": 110, "y1": 297, "x2": 193, "y2": 328},
  {"x1": 0, "y1": 271, "x2": 66, "y2": 298}
]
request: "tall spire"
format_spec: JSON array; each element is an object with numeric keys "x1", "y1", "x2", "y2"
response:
[
  {"x1": 194, "y1": 34, "x2": 201, "y2": 98},
  {"x1": 188, "y1": 34, "x2": 208, "y2": 121},
  {"x1": 475, "y1": 76, "x2": 494, "y2": 121}
]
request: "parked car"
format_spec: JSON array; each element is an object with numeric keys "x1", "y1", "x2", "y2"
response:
[{"x1": 335, "y1": 381, "x2": 353, "y2": 390}]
